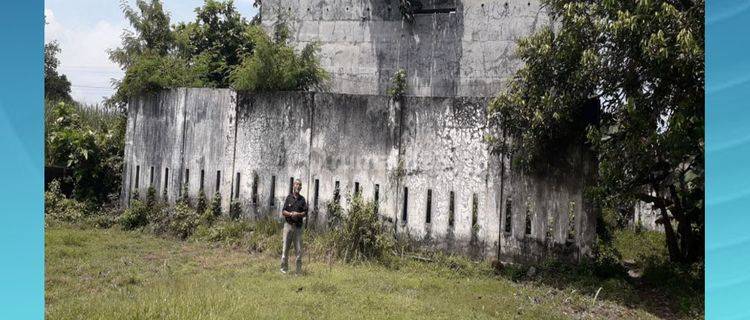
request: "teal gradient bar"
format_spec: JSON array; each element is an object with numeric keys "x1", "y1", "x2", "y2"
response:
[
  {"x1": 0, "y1": 0, "x2": 44, "y2": 319},
  {"x1": 706, "y1": 0, "x2": 750, "y2": 319}
]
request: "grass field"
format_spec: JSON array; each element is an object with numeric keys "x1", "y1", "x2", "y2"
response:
[{"x1": 45, "y1": 224, "x2": 699, "y2": 319}]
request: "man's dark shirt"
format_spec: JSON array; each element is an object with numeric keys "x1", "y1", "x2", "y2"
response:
[{"x1": 283, "y1": 193, "x2": 308, "y2": 227}]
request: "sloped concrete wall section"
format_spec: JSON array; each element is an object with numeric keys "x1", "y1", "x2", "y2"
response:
[{"x1": 122, "y1": 88, "x2": 596, "y2": 262}]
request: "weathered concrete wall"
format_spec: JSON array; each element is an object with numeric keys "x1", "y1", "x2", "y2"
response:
[
  {"x1": 122, "y1": 88, "x2": 596, "y2": 263},
  {"x1": 397, "y1": 96, "x2": 496, "y2": 257},
  {"x1": 308, "y1": 93, "x2": 402, "y2": 228},
  {"x1": 500, "y1": 151, "x2": 597, "y2": 263},
  {"x1": 122, "y1": 88, "x2": 237, "y2": 209},
  {"x1": 260, "y1": 0, "x2": 549, "y2": 97},
  {"x1": 233, "y1": 92, "x2": 314, "y2": 218},
  {"x1": 181, "y1": 89, "x2": 237, "y2": 209},
  {"x1": 122, "y1": 89, "x2": 187, "y2": 203},
  {"x1": 631, "y1": 200, "x2": 668, "y2": 233}
]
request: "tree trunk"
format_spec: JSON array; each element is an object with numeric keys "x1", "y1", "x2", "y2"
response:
[
  {"x1": 656, "y1": 203, "x2": 683, "y2": 263},
  {"x1": 669, "y1": 185, "x2": 698, "y2": 264}
]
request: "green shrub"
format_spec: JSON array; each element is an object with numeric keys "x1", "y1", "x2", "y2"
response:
[
  {"x1": 179, "y1": 183, "x2": 190, "y2": 206},
  {"x1": 254, "y1": 214, "x2": 282, "y2": 238},
  {"x1": 45, "y1": 101, "x2": 125, "y2": 204},
  {"x1": 90, "y1": 214, "x2": 117, "y2": 229},
  {"x1": 229, "y1": 24, "x2": 329, "y2": 92},
  {"x1": 119, "y1": 200, "x2": 149, "y2": 230},
  {"x1": 199, "y1": 207, "x2": 215, "y2": 225},
  {"x1": 196, "y1": 189, "x2": 207, "y2": 213},
  {"x1": 146, "y1": 186, "x2": 157, "y2": 208},
  {"x1": 167, "y1": 202, "x2": 201, "y2": 239},
  {"x1": 592, "y1": 238, "x2": 627, "y2": 278},
  {"x1": 229, "y1": 199, "x2": 242, "y2": 220},
  {"x1": 45, "y1": 180, "x2": 87, "y2": 222},
  {"x1": 145, "y1": 206, "x2": 170, "y2": 234},
  {"x1": 330, "y1": 194, "x2": 394, "y2": 263},
  {"x1": 211, "y1": 192, "x2": 222, "y2": 217},
  {"x1": 613, "y1": 229, "x2": 666, "y2": 265},
  {"x1": 244, "y1": 214, "x2": 283, "y2": 254},
  {"x1": 326, "y1": 196, "x2": 343, "y2": 229},
  {"x1": 387, "y1": 69, "x2": 407, "y2": 100}
]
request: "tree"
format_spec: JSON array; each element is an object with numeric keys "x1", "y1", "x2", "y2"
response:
[
  {"x1": 175, "y1": 0, "x2": 253, "y2": 87},
  {"x1": 46, "y1": 101, "x2": 125, "y2": 203},
  {"x1": 109, "y1": 0, "x2": 257, "y2": 106},
  {"x1": 108, "y1": 0, "x2": 327, "y2": 104},
  {"x1": 108, "y1": 0, "x2": 174, "y2": 69},
  {"x1": 488, "y1": 0, "x2": 704, "y2": 264},
  {"x1": 108, "y1": 0, "x2": 178, "y2": 107},
  {"x1": 229, "y1": 23, "x2": 328, "y2": 92},
  {"x1": 44, "y1": 41, "x2": 72, "y2": 102}
]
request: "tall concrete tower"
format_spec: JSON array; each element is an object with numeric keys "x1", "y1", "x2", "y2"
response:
[{"x1": 260, "y1": 0, "x2": 549, "y2": 97}]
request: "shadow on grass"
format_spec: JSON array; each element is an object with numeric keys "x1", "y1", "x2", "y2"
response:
[{"x1": 492, "y1": 254, "x2": 704, "y2": 320}]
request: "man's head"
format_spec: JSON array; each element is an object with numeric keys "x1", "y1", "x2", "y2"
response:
[{"x1": 293, "y1": 179, "x2": 302, "y2": 195}]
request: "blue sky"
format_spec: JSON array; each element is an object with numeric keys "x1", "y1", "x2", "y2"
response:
[{"x1": 44, "y1": 0, "x2": 259, "y2": 105}]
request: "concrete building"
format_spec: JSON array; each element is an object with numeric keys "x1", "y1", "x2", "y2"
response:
[
  {"x1": 121, "y1": 0, "x2": 598, "y2": 263},
  {"x1": 260, "y1": 0, "x2": 550, "y2": 97},
  {"x1": 122, "y1": 89, "x2": 596, "y2": 263}
]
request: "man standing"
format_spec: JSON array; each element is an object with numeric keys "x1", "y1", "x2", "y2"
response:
[{"x1": 280, "y1": 179, "x2": 307, "y2": 274}]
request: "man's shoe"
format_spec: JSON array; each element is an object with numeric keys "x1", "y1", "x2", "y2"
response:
[{"x1": 280, "y1": 269, "x2": 288, "y2": 274}]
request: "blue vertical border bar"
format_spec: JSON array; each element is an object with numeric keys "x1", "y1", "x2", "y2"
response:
[
  {"x1": 706, "y1": 1, "x2": 750, "y2": 319},
  {"x1": 0, "y1": 0, "x2": 44, "y2": 319}
]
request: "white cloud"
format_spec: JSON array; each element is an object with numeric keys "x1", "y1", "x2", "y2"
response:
[
  {"x1": 44, "y1": 9, "x2": 63, "y2": 40},
  {"x1": 45, "y1": 8, "x2": 125, "y2": 105}
]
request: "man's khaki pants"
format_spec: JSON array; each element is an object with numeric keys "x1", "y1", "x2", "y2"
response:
[{"x1": 280, "y1": 222, "x2": 303, "y2": 273}]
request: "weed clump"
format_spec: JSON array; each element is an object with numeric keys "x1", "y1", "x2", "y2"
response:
[
  {"x1": 387, "y1": 68, "x2": 407, "y2": 100},
  {"x1": 210, "y1": 192, "x2": 223, "y2": 217},
  {"x1": 45, "y1": 179, "x2": 86, "y2": 222},
  {"x1": 146, "y1": 186, "x2": 157, "y2": 208},
  {"x1": 167, "y1": 202, "x2": 202, "y2": 239},
  {"x1": 119, "y1": 200, "x2": 149, "y2": 230},
  {"x1": 196, "y1": 189, "x2": 208, "y2": 213},
  {"x1": 329, "y1": 194, "x2": 394, "y2": 264},
  {"x1": 229, "y1": 199, "x2": 242, "y2": 220}
]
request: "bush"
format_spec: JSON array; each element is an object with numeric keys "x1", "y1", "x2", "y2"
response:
[
  {"x1": 244, "y1": 214, "x2": 283, "y2": 255},
  {"x1": 167, "y1": 202, "x2": 201, "y2": 239},
  {"x1": 199, "y1": 207, "x2": 216, "y2": 225},
  {"x1": 179, "y1": 183, "x2": 190, "y2": 206},
  {"x1": 229, "y1": 199, "x2": 242, "y2": 220},
  {"x1": 229, "y1": 24, "x2": 329, "y2": 92},
  {"x1": 45, "y1": 180, "x2": 87, "y2": 222},
  {"x1": 89, "y1": 214, "x2": 117, "y2": 229},
  {"x1": 112, "y1": 53, "x2": 202, "y2": 103},
  {"x1": 210, "y1": 192, "x2": 223, "y2": 217},
  {"x1": 146, "y1": 186, "x2": 157, "y2": 208},
  {"x1": 45, "y1": 101, "x2": 124, "y2": 204},
  {"x1": 119, "y1": 200, "x2": 149, "y2": 230},
  {"x1": 326, "y1": 196, "x2": 343, "y2": 229},
  {"x1": 329, "y1": 194, "x2": 394, "y2": 263},
  {"x1": 196, "y1": 189, "x2": 208, "y2": 213},
  {"x1": 592, "y1": 238, "x2": 627, "y2": 278},
  {"x1": 387, "y1": 69, "x2": 407, "y2": 100},
  {"x1": 613, "y1": 229, "x2": 667, "y2": 265}
]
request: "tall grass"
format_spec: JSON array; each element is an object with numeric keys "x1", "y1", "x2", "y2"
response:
[{"x1": 44, "y1": 100, "x2": 124, "y2": 134}]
